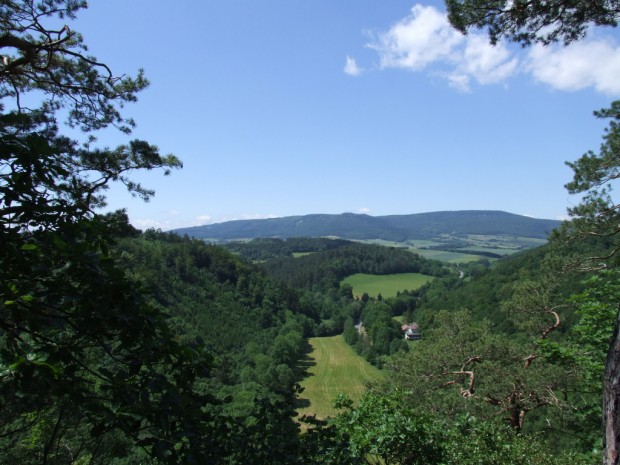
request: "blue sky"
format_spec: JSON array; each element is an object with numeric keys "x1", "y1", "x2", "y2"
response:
[{"x1": 71, "y1": 1, "x2": 620, "y2": 229}]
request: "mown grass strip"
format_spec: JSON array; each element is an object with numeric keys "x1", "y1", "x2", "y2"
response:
[{"x1": 297, "y1": 335, "x2": 382, "y2": 420}]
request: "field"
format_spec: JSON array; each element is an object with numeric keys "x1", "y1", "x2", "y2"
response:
[
  {"x1": 292, "y1": 252, "x2": 313, "y2": 258},
  {"x1": 412, "y1": 249, "x2": 484, "y2": 263},
  {"x1": 357, "y1": 236, "x2": 547, "y2": 264},
  {"x1": 297, "y1": 336, "x2": 383, "y2": 420},
  {"x1": 342, "y1": 272, "x2": 434, "y2": 298}
]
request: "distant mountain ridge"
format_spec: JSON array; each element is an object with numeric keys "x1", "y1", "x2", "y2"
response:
[{"x1": 172, "y1": 210, "x2": 561, "y2": 242}]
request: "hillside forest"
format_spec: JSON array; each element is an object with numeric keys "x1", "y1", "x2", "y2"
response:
[{"x1": 2, "y1": 1, "x2": 620, "y2": 465}]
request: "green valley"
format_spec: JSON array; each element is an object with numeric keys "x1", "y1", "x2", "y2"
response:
[{"x1": 3, "y1": 2, "x2": 619, "y2": 465}]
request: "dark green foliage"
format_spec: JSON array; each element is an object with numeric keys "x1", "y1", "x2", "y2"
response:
[
  {"x1": 557, "y1": 101, "x2": 620, "y2": 268},
  {"x1": 410, "y1": 244, "x2": 586, "y2": 333},
  {"x1": 0, "y1": 2, "x2": 306, "y2": 463},
  {"x1": 257, "y1": 242, "x2": 448, "y2": 362},
  {"x1": 0, "y1": 2, "x2": 211, "y2": 461},
  {"x1": 2, "y1": 218, "x2": 308, "y2": 463},
  {"x1": 332, "y1": 393, "x2": 445, "y2": 465},
  {"x1": 446, "y1": 0, "x2": 620, "y2": 46},
  {"x1": 0, "y1": 0, "x2": 149, "y2": 133},
  {"x1": 384, "y1": 309, "x2": 579, "y2": 431},
  {"x1": 225, "y1": 237, "x2": 352, "y2": 261},
  {"x1": 534, "y1": 272, "x2": 620, "y2": 452},
  {"x1": 356, "y1": 301, "x2": 403, "y2": 365},
  {"x1": 548, "y1": 101, "x2": 620, "y2": 464},
  {"x1": 263, "y1": 242, "x2": 447, "y2": 291},
  {"x1": 116, "y1": 231, "x2": 307, "y2": 409},
  {"x1": 1, "y1": 215, "x2": 223, "y2": 463},
  {"x1": 440, "y1": 414, "x2": 596, "y2": 465},
  {"x1": 302, "y1": 392, "x2": 595, "y2": 465},
  {"x1": 369, "y1": 235, "x2": 617, "y2": 456}
]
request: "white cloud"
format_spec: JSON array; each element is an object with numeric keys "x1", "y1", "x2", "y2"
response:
[
  {"x1": 368, "y1": 4, "x2": 517, "y2": 91},
  {"x1": 238, "y1": 213, "x2": 279, "y2": 221},
  {"x1": 344, "y1": 56, "x2": 363, "y2": 76},
  {"x1": 449, "y1": 34, "x2": 518, "y2": 91},
  {"x1": 131, "y1": 213, "x2": 280, "y2": 231},
  {"x1": 198, "y1": 213, "x2": 279, "y2": 225},
  {"x1": 364, "y1": 3, "x2": 620, "y2": 95},
  {"x1": 370, "y1": 4, "x2": 463, "y2": 70},
  {"x1": 132, "y1": 218, "x2": 175, "y2": 230},
  {"x1": 195, "y1": 214, "x2": 212, "y2": 224},
  {"x1": 446, "y1": 73, "x2": 471, "y2": 92},
  {"x1": 357, "y1": 207, "x2": 372, "y2": 214},
  {"x1": 526, "y1": 38, "x2": 620, "y2": 95}
]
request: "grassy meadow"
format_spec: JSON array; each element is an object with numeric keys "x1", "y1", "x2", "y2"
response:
[
  {"x1": 358, "y1": 236, "x2": 547, "y2": 264},
  {"x1": 412, "y1": 249, "x2": 484, "y2": 263},
  {"x1": 297, "y1": 336, "x2": 383, "y2": 420},
  {"x1": 342, "y1": 272, "x2": 434, "y2": 299}
]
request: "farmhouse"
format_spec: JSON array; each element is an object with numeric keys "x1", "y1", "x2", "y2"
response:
[{"x1": 401, "y1": 323, "x2": 422, "y2": 341}]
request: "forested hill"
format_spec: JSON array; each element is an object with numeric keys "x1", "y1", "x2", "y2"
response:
[{"x1": 172, "y1": 210, "x2": 560, "y2": 241}]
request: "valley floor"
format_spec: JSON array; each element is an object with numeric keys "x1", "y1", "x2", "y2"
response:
[{"x1": 296, "y1": 335, "x2": 382, "y2": 420}]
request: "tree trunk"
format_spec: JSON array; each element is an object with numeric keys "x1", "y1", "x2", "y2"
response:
[{"x1": 603, "y1": 306, "x2": 620, "y2": 465}]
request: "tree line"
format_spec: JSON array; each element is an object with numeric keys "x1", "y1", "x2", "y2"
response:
[{"x1": 261, "y1": 241, "x2": 448, "y2": 290}]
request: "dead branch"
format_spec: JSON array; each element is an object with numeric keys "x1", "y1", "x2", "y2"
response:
[
  {"x1": 541, "y1": 309, "x2": 561, "y2": 339},
  {"x1": 523, "y1": 308, "x2": 561, "y2": 368},
  {"x1": 443, "y1": 356, "x2": 482, "y2": 397},
  {"x1": 523, "y1": 354, "x2": 538, "y2": 369}
]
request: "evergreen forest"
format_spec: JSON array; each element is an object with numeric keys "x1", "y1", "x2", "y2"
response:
[{"x1": 2, "y1": 2, "x2": 620, "y2": 464}]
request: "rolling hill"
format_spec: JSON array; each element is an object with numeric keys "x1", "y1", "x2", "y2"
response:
[{"x1": 172, "y1": 210, "x2": 561, "y2": 242}]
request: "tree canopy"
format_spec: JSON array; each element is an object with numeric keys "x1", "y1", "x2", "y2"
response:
[
  {"x1": 0, "y1": 0, "x2": 148, "y2": 132},
  {"x1": 552, "y1": 101, "x2": 620, "y2": 465},
  {"x1": 446, "y1": 0, "x2": 620, "y2": 46},
  {"x1": 0, "y1": 2, "x2": 213, "y2": 463}
]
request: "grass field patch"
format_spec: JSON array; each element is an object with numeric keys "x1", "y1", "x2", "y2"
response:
[
  {"x1": 342, "y1": 272, "x2": 434, "y2": 299},
  {"x1": 412, "y1": 249, "x2": 485, "y2": 263},
  {"x1": 297, "y1": 336, "x2": 382, "y2": 420},
  {"x1": 292, "y1": 252, "x2": 313, "y2": 258}
]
